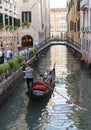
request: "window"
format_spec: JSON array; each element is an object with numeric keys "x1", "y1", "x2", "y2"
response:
[
  {"x1": 22, "y1": 11, "x2": 31, "y2": 22},
  {"x1": 0, "y1": 13, "x2": 3, "y2": 25},
  {"x1": 77, "y1": 0, "x2": 80, "y2": 12},
  {"x1": 77, "y1": 19, "x2": 80, "y2": 31},
  {"x1": 90, "y1": 9, "x2": 91, "y2": 30}
]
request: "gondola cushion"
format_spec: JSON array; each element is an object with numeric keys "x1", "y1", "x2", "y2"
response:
[{"x1": 33, "y1": 85, "x2": 47, "y2": 91}]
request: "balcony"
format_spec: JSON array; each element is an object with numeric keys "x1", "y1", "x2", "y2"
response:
[
  {"x1": 80, "y1": 0, "x2": 89, "y2": 11},
  {"x1": 81, "y1": 26, "x2": 91, "y2": 32},
  {"x1": 80, "y1": 5, "x2": 88, "y2": 11}
]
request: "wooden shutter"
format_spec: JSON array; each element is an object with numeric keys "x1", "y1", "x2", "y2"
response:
[
  {"x1": 29, "y1": 12, "x2": 31, "y2": 22},
  {"x1": 9, "y1": 16, "x2": 12, "y2": 25},
  {"x1": 0, "y1": 13, "x2": 3, "y2": 24},
  {"x1": 22, "y1": 12, "x2": 24, "y2": 22},
  {"x1": 17, "y1": 19, "x2": 20, "y2": 27},
  {"x1": 5, "y1": 15, "x2": 9, "y2": 25}
]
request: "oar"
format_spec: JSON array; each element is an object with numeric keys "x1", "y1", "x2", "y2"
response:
[
  {"x1": 40, "y1": 81, "x2": 70, "y2": 99},
  {"x1": 40, "y1": 80, "x2": 55, "y2": 91},
  {"x1": 40, "y1": 81, "x2": 87, "y2": 111}
]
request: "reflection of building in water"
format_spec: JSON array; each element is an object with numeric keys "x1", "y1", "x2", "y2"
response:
[
  {"x1": 50, "y1": 46, "x2": 67, "y2": 77},
  {"x1": 50, "y1": 8, "x2": 67, "y2": 39}
]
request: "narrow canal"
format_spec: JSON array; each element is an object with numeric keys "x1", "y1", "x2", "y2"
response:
[{"x1": 0, "y1": 45, "x2": 91, "y2": 130}]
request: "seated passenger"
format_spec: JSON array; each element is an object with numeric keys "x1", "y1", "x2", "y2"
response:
[
  {"x1": 45, "y1": 71, "x2": 52, "y2": 84},
  {"x1": 43, "y1": 69, "x2": 49, "y2": 80},
  {"x1": 38, "y1": 74, "x2": 43, "y2": 81}
]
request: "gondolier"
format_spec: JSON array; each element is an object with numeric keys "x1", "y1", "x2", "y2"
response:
[{"x1": 24, "y1": 63, "x2": 34, "y2": 95}]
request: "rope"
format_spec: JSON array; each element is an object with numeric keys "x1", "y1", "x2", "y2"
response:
[{"x1": 40, "y1": 81, "x2": 87, "y2": 111}]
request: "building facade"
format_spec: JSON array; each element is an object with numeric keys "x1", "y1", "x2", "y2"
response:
[
  {"x1": 0, "y1": 0, "x2": 50, "y2": 55},
  {"x1": 0, "y1": 0, "x2": 20, "y2": 53},
  {"x1": 67, "y1": 0, "x2": 80, "y2": 45},
  {"x1": 17, "y1": 0, "x2": 50, "y2": 48},
  {"x1": 50, "y1": 8, "x2": 67, "y2": 39},
  {"x1": 80, "y1": 0, "x2": 91, "y2": 64}
]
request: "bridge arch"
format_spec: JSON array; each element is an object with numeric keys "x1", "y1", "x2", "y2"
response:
[{"x1": 22, "y1": 35, "x2": 33, "y2": 48}]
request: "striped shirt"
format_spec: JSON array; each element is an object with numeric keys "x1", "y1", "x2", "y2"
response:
[{"x1": 25, "y1": 67, "x2": 34, "y2": 78}]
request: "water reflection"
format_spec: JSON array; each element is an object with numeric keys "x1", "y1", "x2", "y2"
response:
[
  {"x1": 25, "y1": 98, "x2": 49, "y2": 130},
  {"x1": 0, "y1": 46, "x2": 91, "y2": 130}
]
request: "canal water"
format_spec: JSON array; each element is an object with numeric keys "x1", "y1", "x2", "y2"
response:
[{"x1": 0, "y1": 46, "x2": 91, "y2": 130}]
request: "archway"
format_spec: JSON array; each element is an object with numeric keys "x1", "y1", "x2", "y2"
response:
[{"x1": 22, "y1": 35, "x2": 33, "y2": 48}]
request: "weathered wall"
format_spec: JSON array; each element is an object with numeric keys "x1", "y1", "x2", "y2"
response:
[
  {"x1": 0, "y1": 68, "x2": 24, "y2": 106},
  {"x1": 0, "y1": 55, "x2": 36, "y2": 107}
]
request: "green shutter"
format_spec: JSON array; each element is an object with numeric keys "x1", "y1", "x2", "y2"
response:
[
  {"x1": 29, "y1": 12, "x2": 31, "y2": 22},
  {"x1": 9, "y1": 16, "x2": 12, "y2": 25},
  {"x1": 0, "y1": 13, "x2": 3, "y2": 24},
  {"x1": 5, "y1": 15, "x2": 9, "y2": 25},
  {"x1": 15, "y1": 18, "x2": 17, "y2": 26},
  {"x1": 14, "y1": 18, "x2": 20, "y2": 27},
  {"x1": 14, "y1": 18, "x2": 16, "y2": 26},
  {"x1": 22, "y1": 12, "x2": 24, "y2": 22},
  {"x1": 17, "y1": 19, "x2": 20, "y2": 27}
]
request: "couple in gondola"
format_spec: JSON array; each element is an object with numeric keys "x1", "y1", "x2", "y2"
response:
[{"x1": 23, "y1": 63, "x2": 52, "y2": 95}]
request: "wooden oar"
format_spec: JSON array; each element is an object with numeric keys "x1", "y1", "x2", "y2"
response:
[
  {"x1": 40, "y1": 81, "x2": 87, "y2": 111},
  {"x1": 40, "y1": 81, "x2": 63, "y2": 95}
]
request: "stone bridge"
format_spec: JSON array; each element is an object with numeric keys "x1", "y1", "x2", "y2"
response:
[{"x1": 37, "y1": 39, "x2": 82, "y2": 56}]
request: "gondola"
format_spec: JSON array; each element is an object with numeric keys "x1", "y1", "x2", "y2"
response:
[{"x1": 28, "y1": 66, "x2": 55, "y2": 100}]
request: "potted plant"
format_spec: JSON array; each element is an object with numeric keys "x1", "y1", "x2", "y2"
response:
[
  {"x1": 14, "y1": 26, "x2": 18, "y2": 30},
  {"x1": 5, "y1": 25, "x2": 10, "y2": 30},
  {"x1": 0, "y1": 63, "x2": 9, "y2": 80},
  {"x1": 22, "y1": 22, "x2": 30, "y2": 28},
  {"x1": 9, "y1": 25, "x2": 13, "y2": 30}
]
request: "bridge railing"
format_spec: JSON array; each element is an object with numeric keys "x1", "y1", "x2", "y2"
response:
[
  {"x1": 36, "y1": 36, "x2": 81, "y2": 53},
  {"x1": 49, "y1": 36, "x2": 67, "y2": 42},
  {"x1": 36, "y1": 37, "x2": 51, "y2": 50},
  {"x1": 66, "y1": 37, "x2": 81, "y2": 50}
]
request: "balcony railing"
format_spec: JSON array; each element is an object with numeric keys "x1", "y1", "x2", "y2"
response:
[
  {"x1": 80, "y1": 0, "x2": 89, "y2": 11},
  {"x1": 81, "y1": 26, "x2": 91, "y2": 32}
]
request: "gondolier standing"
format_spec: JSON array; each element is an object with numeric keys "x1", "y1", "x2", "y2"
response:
[{"x1": 24, "y1": 63, "x2": 34, "y2": 94}]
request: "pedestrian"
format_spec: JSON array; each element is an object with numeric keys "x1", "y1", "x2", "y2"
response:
[
  {"x1": 0, "y1": 50, "x2": 2, "y2": 64},
  {"x1": 1, "y1": 48, "x2": 5, "y2": 63},
  {"x1": 6, "y1": 49, "x2": 12, "y2": 61},
  {"x1": 10, "y1": 49, "x2": 12, "y2": 59},
  {"x1": 24, "y1": 63, "x2": 34, "y2": 94}
]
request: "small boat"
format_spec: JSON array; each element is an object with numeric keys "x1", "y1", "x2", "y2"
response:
[{"x1": 28, "y1": 66, "x2": 55, "y2": 100}]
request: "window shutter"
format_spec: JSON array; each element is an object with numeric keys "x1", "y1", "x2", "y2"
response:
[
  {"x1": 29, "y1": 12, "x2": 31, "y2": 22},
  {"x1": 5, "y1": 15, "x2": 9, "y2": 25},
  {"x1": 9, "y1": 16, "x2": 12, "y2": 25},
  {"x1": 17, "y1": 19, "x2": 20, "y2": 27},
  {"x1": 0, "y1": 13, "x2": 3, "y2": 25},
  {"x1": 14, "y1": 18, "x2": 16, "y2": 26},
  {"x1": 22, "y1": 12, "x2": 24, "y2": 22}
]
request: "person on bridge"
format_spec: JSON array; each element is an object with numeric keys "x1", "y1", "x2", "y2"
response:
[{"x1": 24, "y1": 63, "x2": 34, "y2": 95}]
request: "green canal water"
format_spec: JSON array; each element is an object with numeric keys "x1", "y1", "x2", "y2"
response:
[{"x1": 0, "y1": 46, "x2": 91, "y2": 130}]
